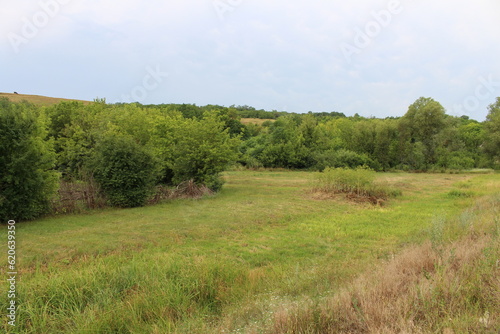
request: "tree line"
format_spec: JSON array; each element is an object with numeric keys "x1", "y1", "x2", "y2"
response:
[
  {"x1": 240, "y1": 97, "x2": 499, "y2": 172},
  {"x1": 1, "y1": 96, "x2": 499, "y2": 221}
]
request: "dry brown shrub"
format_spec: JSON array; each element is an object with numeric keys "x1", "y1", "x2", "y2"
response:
[
  {"x1": 148, "y1": 180, "x2": 213, "y2": 205},
  {"x1": 50, "y1": 175, "x2": 106, "y2": 214},
  {"x1": 147, "y1": 185, "x2": 174, "y2": 204},
  {"x1": 174, "y1": 179, "x2": 213, "y2": 198}
]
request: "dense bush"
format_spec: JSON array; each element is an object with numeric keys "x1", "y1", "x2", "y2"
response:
[
  {"x1": 89, "y1": 134, "x2": 160, "y2": 208},
  {"x1": 483, "y1": 97, "x2": 500, "y2": 168},
  {"x1": 312, "y1": 149, "x2": 380, "y2": 171},
  {"x1": 0, "y1": 99, "x2": 59, "y2": 221},
  {"x1": 153, "y1": 112, "x2": 240, "y2": 191},
  {"x1": 45, "y1": 101, "x2": 103, "y2": 179}
]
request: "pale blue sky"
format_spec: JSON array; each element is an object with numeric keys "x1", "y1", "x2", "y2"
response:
[{"x1": 1, "y1": 0, "x2": 499, "y2": 120}]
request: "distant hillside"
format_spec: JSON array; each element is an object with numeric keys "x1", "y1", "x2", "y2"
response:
[{"x1": 0, "y1": 92, "x2": 91, "y2": 106}]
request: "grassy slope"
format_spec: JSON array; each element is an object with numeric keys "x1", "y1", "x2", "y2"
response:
[
  {"x1": 0, "y1": 92, "x2": 90, "y2": 106},
  {"x1": 1, "y1": 171, "x2": 498, "y2": 333}
]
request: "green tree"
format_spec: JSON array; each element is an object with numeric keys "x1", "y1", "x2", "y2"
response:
[
  {"x1": 399, "y1": 97, "x2": 446, "y2": 168},
  {"x1": 483, "y1": 97, "x2": 500, "y2": 168},
  {"x1": 0, "y1": 99, "x2": 59, "y2": 221},
  {"x1": 258, "y1": 116, "x2": 309, "y2": 168},
  {"x1": 152, "y1": 111, "x2": 240, "y2": 191},
  {"x1": 46, "y1": 102, "x2": 101, "y2": 179},
  {"x1": 373, "y1": 119, "x2": 399, "y2": 170},
  {"x1": 350, "y1": 120, "x2": 377, "y2": 156},
  {"x1": 89, "y1": 134, "x2": 160, "y2": 207}
]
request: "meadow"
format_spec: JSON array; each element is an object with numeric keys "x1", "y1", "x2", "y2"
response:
[{"x1": 1, "y1": 170, "x2": 499, "y2": 333}]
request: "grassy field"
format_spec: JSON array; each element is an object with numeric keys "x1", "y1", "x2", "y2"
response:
[
  {"x1": 1, "y1": 171, "x2": 499, "y2": 333},
  {"x1": 0, "y1": 92, "x2": 90, "y2": 106}
]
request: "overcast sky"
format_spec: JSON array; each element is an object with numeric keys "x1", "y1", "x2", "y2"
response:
[{"x1": 1, "y1": 0, "x2": 499, "y2": 120}]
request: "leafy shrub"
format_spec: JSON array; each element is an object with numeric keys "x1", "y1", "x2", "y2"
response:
[
  {"x1": 89, "y1": 134, "x2": 160, "y2": 207},
  {"x1": 436, "y1": 150, "x2": 475, "y2": 171},
  {"x1": 0, "y1": 99, "x2": 59, "y2": 221},
  {"x1": 313, "y1": 149, "x2": 380, "y2": 171},
  {"x1": 313, "y1": 167, "x2": 401, "y2": 202},
  {"x1": 153, "y1": 112, "x2": 240, "y2": 191}
]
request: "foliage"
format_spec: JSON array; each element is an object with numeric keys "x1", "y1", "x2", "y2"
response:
[
  {"x1": 312, "y1": 149, "x2": 380, "y2": 171},
  {"x1": 483, "y1": 97, "x2": 500, "y2": 168},
  {"x1": 152, "y1": 111, "x2": 240, "y2": 191},
  {"x1": 45, "y1": 101, "x2": 102, "y2": 179},
  {"x1": 236, "y1": 96, "x2": 495, "y2": 172},
  {"x1": 399, "y1": 97, "x2": 447, "y2": 168},
  {"x1": 0, "y1": 99, "x2": 59, "y2": 221},
  {"x1": 2, "y1": 94, "x2": 499, "y2": 215},
  {"x1": 89, "y1": 134, "x2": 161, "y2": 207}
]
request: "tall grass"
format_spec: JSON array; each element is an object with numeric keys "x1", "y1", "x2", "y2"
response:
[
  {"x1": 1, "y1": 171, "x2": 497, "y2": 333},
  {"x1": 8, "y1": 254, "x2": 252, "y2": 333},
  {"x1": 266, "y1": 194, "x2": 500, "y2": 334},
  {"x1": 313, "y1": 167, "x2": 401, "y2": 203}
]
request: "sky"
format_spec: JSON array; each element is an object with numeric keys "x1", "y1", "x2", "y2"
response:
[{"x1": 1, "y1": 0, "x2": 499, "y2": 121}]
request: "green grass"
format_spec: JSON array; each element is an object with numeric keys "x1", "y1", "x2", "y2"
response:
[
  {"x1": 1, "y1": 171, "x2": 498, "y2": 333},
  {"x1": 268, "y1": 193, "x2": 500, "y2": 334}
]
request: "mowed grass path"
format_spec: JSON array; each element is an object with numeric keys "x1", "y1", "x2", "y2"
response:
[{"x1": 1, "y1": 171, "x2": 498, "y2": 333}]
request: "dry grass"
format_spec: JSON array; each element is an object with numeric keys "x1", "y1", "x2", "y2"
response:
[
  {"x1": 52, "y1": 178, "x2": 212, "y2": 212},
  {"x1": 266, "y1": 195, "x2": 500, "y2": 334},
  {"x1": 50, "y1": 176, "x2": 107, "y2": 214},
  {"x1": 240, "y1": 118, "x2": 276, "y2": 125},
  {"x1": 0, "y1": 92, "x2": 90, "y2": 106},
  {"x1": 148, "y1": 180, "x2": 213, "y2": 204}
]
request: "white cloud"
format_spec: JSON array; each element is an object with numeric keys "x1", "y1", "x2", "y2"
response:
[{"x1": 1, "y1": 0, "x2": 498, "y2": 120}]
